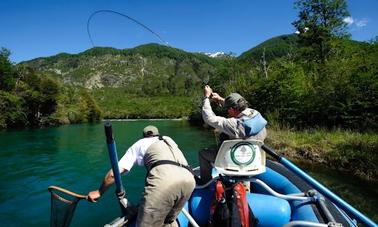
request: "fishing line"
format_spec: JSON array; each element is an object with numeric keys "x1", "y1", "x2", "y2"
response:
[{"x1": 87, "y1": 9, "x2": 169, "y2": 47}]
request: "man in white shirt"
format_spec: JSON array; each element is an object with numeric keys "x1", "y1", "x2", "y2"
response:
[{"x1": 88, "y1": 125, "x2": 195, "y2": 227}]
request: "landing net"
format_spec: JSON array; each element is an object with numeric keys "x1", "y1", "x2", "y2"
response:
[{"x1": 48, "y1": 186, "x2": 86, "y2": 227}]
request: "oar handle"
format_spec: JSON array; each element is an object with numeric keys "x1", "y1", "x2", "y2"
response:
[
  {"x1": 48, "y1": 185, "x2": 88, "y2": 200},
  {"x1": 104, "y1": 122, "x2": 125, "y2": 196},
  {"x1": 105, "y1": 122, "x2": 114, "y2": 144},
  {"x1": 261, "y1": 144, "x2": 281, "y2": 161}
]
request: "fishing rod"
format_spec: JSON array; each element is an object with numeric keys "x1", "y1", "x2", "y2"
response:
[{"x1": 87, "y1": 9, "x2": 169, "y2": 47}]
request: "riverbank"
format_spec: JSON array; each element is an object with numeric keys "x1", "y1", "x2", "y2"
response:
[
  {"x1": 265, "y1": 126, "x2": 378, "y2": 183},
  {"x1": 92, "y1": 91, "x2": 195, "y2": 119}
]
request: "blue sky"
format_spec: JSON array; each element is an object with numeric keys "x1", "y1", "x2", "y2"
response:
[{"x1": 1, "y1": 0, "x2": 377, "y2": 63}]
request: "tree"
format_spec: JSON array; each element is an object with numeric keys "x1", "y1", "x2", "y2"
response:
[
  {"x1": 79, "y1": 89, "x2": 102, "y2": 122},
  {"x1": 292, "y1": 0, "x2": 350, "y2": 63},
  {"x1": 0, "y1": 48, "x2": 16, "y2": 91},
  {"x1": 0, "y1": 91, "x2": 25, "y2": 128}
]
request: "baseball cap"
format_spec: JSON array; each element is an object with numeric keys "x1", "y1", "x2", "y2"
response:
[
  {"x1": 224, "y1": 93, "x2": 243, "y2": 109},
  {"x1": 143, "y1": 125, "x2": 159, "y2": 137}
]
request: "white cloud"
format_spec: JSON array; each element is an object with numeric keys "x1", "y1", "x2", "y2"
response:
[
  {"x1": 343, "y1": 16, "x2": 369, "y2": 28},
  {"x1": 343, "y1": 16, "x2": 354, "y2": 25},
  {"x1": 355, "y1": 18, "x2": 368, "y2": 27}
]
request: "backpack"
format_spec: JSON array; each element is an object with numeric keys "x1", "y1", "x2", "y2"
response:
[{"x1": 209, "y1": 180, "x2": 258, "y2": 227}]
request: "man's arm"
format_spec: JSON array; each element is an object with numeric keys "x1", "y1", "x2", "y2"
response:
[
  {"x1": 202, "y1": 97, "x2": 239, "y2": 137},
  {"x1": 201, "y1": 85, "x2": 241, "y2": 138},
  {"x1": 87, "y1": 168, "x2": 128, "y2": 202}
]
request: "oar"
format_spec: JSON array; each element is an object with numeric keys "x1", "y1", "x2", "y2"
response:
[
  {"x1": 104, "y1": 122, "x2": 128, "y2": 210},
  {"x1": 261, "y1": 144, "x2": 377, "y2": 227}
]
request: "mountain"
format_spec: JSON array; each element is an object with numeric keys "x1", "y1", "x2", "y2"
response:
[
  {"x1": 202, "y1": 52, "x2": 227, "y2": 58},
  {"x1": 14, "y1": 35, "x2": 377, "y2": 128},
  {"x1": 21, "y1": 43, "x2": 224, "y2": 96},
  {"x1": 238, "y1": 34, "x2": 300, "y2": 63},
  {"x1": 237, "y1": 34, "x2": 370, "y2": 64},
  {"x1": 20, "y1": 36, "x2": 302, "y2": 94}
]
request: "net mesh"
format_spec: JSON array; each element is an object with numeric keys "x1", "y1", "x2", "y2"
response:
[{"x1": 49, "y1": 187, "x2": 81, "y2": 227}]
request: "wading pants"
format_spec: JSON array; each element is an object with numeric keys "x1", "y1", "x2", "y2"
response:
[{"x1": 136, "y1": 164, "x2": 195, "y2": 227}]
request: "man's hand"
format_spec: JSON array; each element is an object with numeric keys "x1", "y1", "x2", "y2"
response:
[
  {"x1": 87, "y1": 190, "x2": 101, "y2": 202},
  {"x1": 210, "y1": 92, "x2": 224, "y2": 103},
  {"x1": 211, "y1": 92, "x2": 222, "y2": 102},
  {"x1": 204, "y1": 85, "x2": 213, "y2": 98}
]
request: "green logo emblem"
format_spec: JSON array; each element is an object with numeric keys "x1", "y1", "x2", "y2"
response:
[{"x1": 230, "y1": 142, "x2": 256, "y2": 166}]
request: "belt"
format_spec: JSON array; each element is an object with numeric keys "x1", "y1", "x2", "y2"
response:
[{"x1": 148, "y1": 160, "x2": 195, "y2": 175}]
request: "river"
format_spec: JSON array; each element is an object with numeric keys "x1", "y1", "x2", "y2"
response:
[{"x1": 0, "y1": 120, "x2": 376, "y2": 226}]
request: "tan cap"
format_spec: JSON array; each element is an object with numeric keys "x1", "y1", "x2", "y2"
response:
[
  {"x1": 224, "y1": 93, "x2": 243, "y2": 109},
  {"x1": 143, "y1": 125, "x2": 159, "y2": 137}
]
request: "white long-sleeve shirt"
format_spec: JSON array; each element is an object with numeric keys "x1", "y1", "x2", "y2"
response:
[{"x1": 202, "y1": 97, "x2": 266, "y2": 140}]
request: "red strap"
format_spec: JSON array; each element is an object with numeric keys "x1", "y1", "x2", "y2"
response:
[
  {"x1": 210, "y1": 180, "x2": 226, "y2": 216},
  {"x1": 215, "y1": 180, "x2": 225, "y2": 201},
  {"x1": 234, "y1": 182, "x2": 249, "y2": 227}
]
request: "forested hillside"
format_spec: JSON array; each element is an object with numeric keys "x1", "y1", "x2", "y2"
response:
[
  {"x1": 20, "y1": 43, "x2": 230, "y2": 119},
  {"x1": 22, "y1": 44, "x2": 224, "y2": 95},
  {"x1": 0, "y1": 48, "x2": 102, "y2": 128},
  {"x1": 224, "y1": 36, "x2": 378, "y2": 131},
  {"x1": 11, "y1": 33, "x2": 378, "y2": 131},
  {"x1": 238, "y1": 34, "x2": 300, "y2": 64}
]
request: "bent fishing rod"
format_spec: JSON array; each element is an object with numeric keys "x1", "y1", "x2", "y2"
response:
[{"x1": 87, "y1": 9, "x2": 169, "y2": 47}]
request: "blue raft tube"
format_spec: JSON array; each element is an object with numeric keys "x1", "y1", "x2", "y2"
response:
[
  {"x1": 176, "y1": 140, "x2": 377, "y2": 227},
  {"x1": 106, "y1": 139, "x2": 377, "y2": 227}
]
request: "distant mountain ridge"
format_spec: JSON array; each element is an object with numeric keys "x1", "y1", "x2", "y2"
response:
[
  {"x1": 20, "y1": 37, "x2": 298, "y2": 92},
  {"x1": 238, "y1": 34, "x2": 300, "y2": 63},
  {"x1": 20, "y1": 35, "x2": 368, "y2": 94},
  {"x1": 21, "y1": 44, "x2": 224, "y2": 95}
]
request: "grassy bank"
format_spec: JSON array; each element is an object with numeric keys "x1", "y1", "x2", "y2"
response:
[
  {"x1": 92, "y1": 89, "x2": 196, "y2": 119},
  {"x1": 265, "y1": 126, "x2": 378, "y2": 182}
]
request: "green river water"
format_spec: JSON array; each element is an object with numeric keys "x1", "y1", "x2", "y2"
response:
[{"x1": 0, "y1": 120, "x2": 376, "y2": 226}]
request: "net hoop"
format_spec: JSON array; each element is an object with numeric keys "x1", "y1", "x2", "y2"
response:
[{"x1": 48, "y1": 185, "x2": 87, "y2": 200}]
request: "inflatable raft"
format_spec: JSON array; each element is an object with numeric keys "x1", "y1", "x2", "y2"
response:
[
  {"x1": 103, "y1": 131, "x2": 376, "y2": 227},
  {"x1": 49, "y1": 123, "x2": 376, "y2": 227}
]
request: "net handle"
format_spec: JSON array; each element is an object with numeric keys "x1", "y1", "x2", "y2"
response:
[{"x1": 48, "y1": 185, "x2": 88, "y2": 200}]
